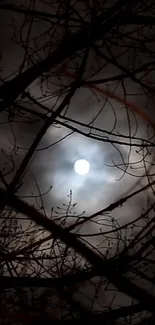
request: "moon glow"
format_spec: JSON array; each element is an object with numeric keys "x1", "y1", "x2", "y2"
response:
[{"x1": 74, "y1": 159, "x2": 90, "y2": 175}]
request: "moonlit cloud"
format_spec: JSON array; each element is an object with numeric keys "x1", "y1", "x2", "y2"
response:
[{"x1": 0, "y1": 1, "x2": 155, "y2": 225}]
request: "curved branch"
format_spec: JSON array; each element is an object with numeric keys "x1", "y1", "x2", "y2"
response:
[{"x1": 1, "y1": 187, "x2": 155, "y2": 314}]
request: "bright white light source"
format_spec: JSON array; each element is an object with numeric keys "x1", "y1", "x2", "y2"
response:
[{"x1": 74, "y1": 159, "x2": 90, "y2": 175}]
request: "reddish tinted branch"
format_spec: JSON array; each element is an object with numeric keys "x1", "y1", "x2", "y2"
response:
[{"x1": 1, "y1": 187, "x2": 155, "y2": 313}]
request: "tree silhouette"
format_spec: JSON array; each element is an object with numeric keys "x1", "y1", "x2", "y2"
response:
[{"x1": 0, "y1": 0, "x2": 155, "y2": 324}]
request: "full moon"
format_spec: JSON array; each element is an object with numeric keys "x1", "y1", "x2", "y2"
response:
[{"x1": 74, "y1": 159, "x2": 90, "y2": 175}]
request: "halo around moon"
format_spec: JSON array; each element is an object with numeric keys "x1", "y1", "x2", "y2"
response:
[{"x1": 74, "y1": 159, "x2": 90, "y2": 175}]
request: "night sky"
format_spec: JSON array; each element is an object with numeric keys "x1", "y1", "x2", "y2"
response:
[
  {"x1": 1, "y1": 1, "x2": 155, "y2": 318},
  {"x1": 0, "y1": 2, "x2": 155, "y2": 221}
]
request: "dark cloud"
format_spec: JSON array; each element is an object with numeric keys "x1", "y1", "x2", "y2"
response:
[{"x1": 0, "y1": 0, "x2": 155, "y2": 255}]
